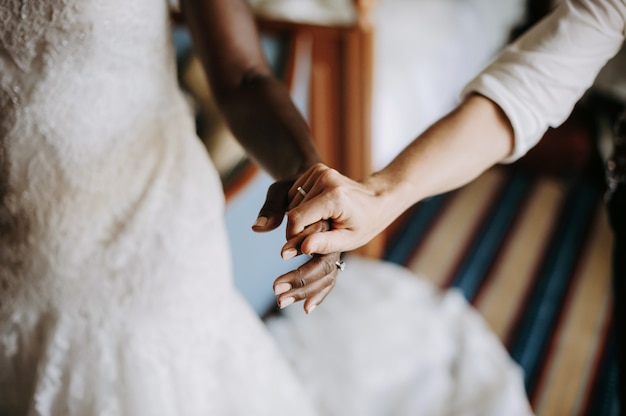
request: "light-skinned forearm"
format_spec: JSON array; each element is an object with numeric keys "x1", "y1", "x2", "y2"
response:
[
  {"x1": 282, "y1": 94, "x2": 516, "y2": 255},
  {"x1": 365, "y1": 94, "x2": 515, "y2": 229}
]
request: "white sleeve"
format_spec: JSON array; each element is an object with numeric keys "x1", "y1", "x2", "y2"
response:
[{"x1": 462, "y1": 0, "x2": 626, "y2": 163}]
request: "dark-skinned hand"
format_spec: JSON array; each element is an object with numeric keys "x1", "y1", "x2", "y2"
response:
[{"x1": 252, "y1": 178, "x2": 341, "y2": 314}]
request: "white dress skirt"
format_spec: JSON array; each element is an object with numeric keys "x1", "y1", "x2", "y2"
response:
[{"x1": 268, "y1": 256, "x2": 532, "y2": 416}]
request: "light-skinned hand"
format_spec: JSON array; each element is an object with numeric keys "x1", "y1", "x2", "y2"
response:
[{"x1": 281, "y1": 163, "x2": 403, "y2": 257}]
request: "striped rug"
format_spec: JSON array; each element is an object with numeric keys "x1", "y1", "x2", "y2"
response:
[{"x1": 384, "y1": 166, "x2": 620, "y2": 415}]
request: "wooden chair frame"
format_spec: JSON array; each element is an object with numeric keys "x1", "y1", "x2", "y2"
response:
[{"x1": 255, "y1": 1, "x2": 383, "y2": 257}]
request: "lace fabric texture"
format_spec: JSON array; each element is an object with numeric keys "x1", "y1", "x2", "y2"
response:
[{"x1": 0, "y1": 1, "x2": 315, "y2": 415}]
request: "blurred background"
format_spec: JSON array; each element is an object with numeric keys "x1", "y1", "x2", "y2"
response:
[{"x1": 172, "y1": 1, "x2": 625, "y2": 414}]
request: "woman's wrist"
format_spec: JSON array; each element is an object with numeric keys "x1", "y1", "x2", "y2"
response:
[{"x1": 363, "y1": 170, "x2": 418, "y2": 226}]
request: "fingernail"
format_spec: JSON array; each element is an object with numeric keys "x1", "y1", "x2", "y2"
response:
[
  {"x1": 274, "y1": 283, "x2": 291, "y2": 295},
  {"x1": 279, "y1": 297, "x2": 295, "y2": 309},
  {"x1": 306, "y1": 304, "x2": 317, "y2": 314},
  {"x1": 253, "y1": 217, "x2": 267, "y2": 228},
  {"x1": 281, "y1": 248, "x2": 298, "y2": 260}
]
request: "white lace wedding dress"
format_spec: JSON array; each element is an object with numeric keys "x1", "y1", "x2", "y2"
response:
[
  {"x1": 0, "y1": 1, "x2": 317, "y2": 415},
  {"x1": 0, "y1": 1, "x2": 532, "y2": 415}
]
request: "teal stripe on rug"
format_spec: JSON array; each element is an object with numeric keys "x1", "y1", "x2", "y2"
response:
[
  {"x1": 448, "y1": 172, "x2": 531, "y2": 301},
  {"x1": 508, "y1": 179, "x2": 600, "y2": 397}
]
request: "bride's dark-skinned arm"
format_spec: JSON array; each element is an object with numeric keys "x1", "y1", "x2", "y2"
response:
[{"x1": 181, "y1": 0, "x2": 340, "y2": 314}]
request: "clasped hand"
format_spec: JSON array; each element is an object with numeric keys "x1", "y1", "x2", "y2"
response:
[
  {"x1": 282, "y1": 163, "x2": 400, "y2": 256},
  {"x1": 252, "y1": 177, "x2": 340, "y2": 314},
  {"x1": 254, "y1": 164, "x2": 401, "y2": 313}
]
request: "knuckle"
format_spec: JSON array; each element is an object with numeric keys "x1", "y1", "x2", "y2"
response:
[
  {"x1": 267, "y1": 182, "x2": 282, "y2": 197},
  {"x1": 296, "y1": 267, "x2": 308, "y2": 287},
  {"x1": 286, "y1": 209, "x2": 302, "y2": 222},
  {"x1": 324, "y1": 273, "x2": 336, "y2": 286},
  {"x1": 312, "y1": 221, "x2": 327, "y2": 233},
  {"x1": 312, "y1": 162, "x2": 327, "y2": 173},
  {"x1": 321, "y1": 258, "x2": 335, "y2": 276},
  {"x1": 268, "y1": 181, "x2": 280, "y2": 191},
  {"x1": 286, "y1": 210, "x2": 304, "y2": 229},
  {"x1": 319, "y1": 168, "x2": 336, "y2": 184}
]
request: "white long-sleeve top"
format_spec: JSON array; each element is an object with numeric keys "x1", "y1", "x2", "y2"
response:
[{"x1": 463, "y1": 0, "x2": 626, "y2": 162}]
